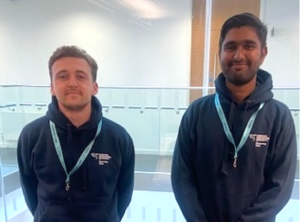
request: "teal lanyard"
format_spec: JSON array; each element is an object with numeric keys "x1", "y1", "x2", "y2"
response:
[
  {"x1": 49, "y1": 120, "x2": 102, "y2": 191},
  {"x1": 214, "y1": 93, "x2": 264, "y2": 168}
]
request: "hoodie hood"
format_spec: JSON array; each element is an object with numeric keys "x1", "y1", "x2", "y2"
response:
[
  {"x1": 214, "y1": 69, "x2": 273, "y2": 107},
  {"x1": 46, "y1": 95, "x2": 103, "y2": 129}
]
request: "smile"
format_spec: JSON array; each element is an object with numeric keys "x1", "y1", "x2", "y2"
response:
[
  {"x1": 231, "y1": 63, "x2": 247, "y2": 70},
  {"x1": 66, "y1": 91, "x2": 81, "y2": 95},
  {"x1": 231, "y1": 63, "x2": 246, "y2": 67}
]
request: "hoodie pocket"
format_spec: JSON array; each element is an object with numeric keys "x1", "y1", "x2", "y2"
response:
[
  {"x1": 39, "y1": 202, "x2": 110, "y2": 222},
  {"x1": 39, "y1": 203, "x2": 74, "y2": 222},
  {"x1": 221, "y1": 194, "x2": 256, "y2": 221},
  {"x1": 75, "y1": 202, "x2": 110, "y2": 222}
]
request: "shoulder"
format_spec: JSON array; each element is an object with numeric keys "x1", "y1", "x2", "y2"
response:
[
  {"x1": 20, "y1": 116, "x2": 49, "y2": 136},
  {"x1": 271, "y1": 98, "x2": 291, "y2": 110},
  {"x1": 101, "y1": 117, "x2": 132, "y2": 141},
  {"x1": 264, "y1": 99, "x2": 295, "y2": 129},
  {"x1": 266, "y1": 99, "x2": 293, "y2": 119},
  {"x1": 100, "y1": 117, "x2": 134, "y2": 156},
  {"x1": 18, "y1": 116, "x2": 49, "y2": 151},
  {"x1": 185, "y1": 94, "x2": 215, "y2": 117},
  {"x1": 102, "y1": 117, "x2": 128, "y2": 133},
  {"x1": 178, "y1": 94, "x2": 215, "y2": 130}
]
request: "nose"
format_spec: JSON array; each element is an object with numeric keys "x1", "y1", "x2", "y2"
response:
[
  {"x1": 233, "y1": 46, "x2": 244, "y2": 60},
  {"x1": 68, "y1": 75, "x2": 78, "y2": 87}
]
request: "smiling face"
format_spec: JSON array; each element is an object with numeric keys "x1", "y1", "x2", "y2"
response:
[
  {"x1": 219, "y1": 26, "x2": 267, "y2": 86},
  {"x1": 50, "y1": 57, "x2": 98, "y2": 113}
]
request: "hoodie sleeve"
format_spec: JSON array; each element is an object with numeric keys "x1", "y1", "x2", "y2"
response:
[
  {"x1": 171, "y1": 107, "x2": 208, "y2": 222},
  {"x1": 117, "y1": 134, "x2": 135, "y2": 219},
  {"x1": 17, "y1": 127, "x2": 38, "y2": 215},
  {"x1": 239, "y1": 117, "x2": 297, "y2": 222}
]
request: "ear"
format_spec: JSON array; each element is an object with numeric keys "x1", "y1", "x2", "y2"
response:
[
  {"x1": 50, "y1": 83, "x2": 55, "y2": 96},
  {"x1": 92, "y1": 82, "x2": 98, "y2": 95},
  {"x1": 260, "y1": 46, "x2": 268, "y2": 65}
]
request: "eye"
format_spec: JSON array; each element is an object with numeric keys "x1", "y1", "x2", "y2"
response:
[
  {"x1": 78, "y1": 74, "x2": 86, "y2": 79},
  {"x1": 244, "y1": 43, "x2": 256, "y2": 50},
  {"x1": 224, "y1": 44, "x2": 236, "y2": 51},
  {"x1": 57, "y1": 73, "x2": 67, "y2": 79}
]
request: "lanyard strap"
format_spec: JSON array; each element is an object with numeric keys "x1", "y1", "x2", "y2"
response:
[
  {"x1": 49, "y1": 120, "x2": 102, "y2": 191},
  {"x1": 214, "y1": 93, "x2": 264, "y2": 168}
]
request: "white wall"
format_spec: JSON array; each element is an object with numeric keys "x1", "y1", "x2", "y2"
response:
[
  {"x1": 260, "y1": 0, "x2": 299, "y2": 87},
  {"x1": 0, "y1": 0, "x2": 298, "y2": 87},
  {"x1": 0, "y1": 0, "x2": 192, "y2": 86}
]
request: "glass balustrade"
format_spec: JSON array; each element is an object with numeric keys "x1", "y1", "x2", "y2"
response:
[{"x1": 0, "y1": 85, "x2": 299, "y2": 222}]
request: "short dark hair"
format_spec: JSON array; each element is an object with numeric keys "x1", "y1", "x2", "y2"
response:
[
  {"x1": 48, "y1": 45, "x2": 98, "y2": 82},
  {"x1": 219, "y1": 13, "x2": 268, "y2": 50}
]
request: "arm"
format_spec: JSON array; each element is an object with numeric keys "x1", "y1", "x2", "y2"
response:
[
  {"x1": 117, "y1": 135, "x2": 135, "y2": 219},
  {"x1": 239, "y1": 119, "x2": 297, "y2": 222},
  {"x1": 17, "y1": 129, "x2": 38, "y2": 215},
  {"x1": 171, "y1": 110, "x2": 208, "y2": 222}
]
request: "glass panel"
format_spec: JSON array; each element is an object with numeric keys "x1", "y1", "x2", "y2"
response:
[
  {"x1": 272, "y1": 88, "x2": 300, "y2": 108},
  {"x1": 0, "y1": 152, "x2": 7, "y2": 222},
  {"x1": 0, "y1": 85, "x2": 298, "y2": 222}
]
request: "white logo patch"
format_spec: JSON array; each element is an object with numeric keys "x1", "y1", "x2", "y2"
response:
[
  {"x1": 249, "y1": 134, "x2": 270, "y2": 147},
  {"x1": 91, "y1": 153, "x2": 111, "y2": 165}
]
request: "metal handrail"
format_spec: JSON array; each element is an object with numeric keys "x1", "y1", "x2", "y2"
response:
[
  {"x1": 0, "y1": 85, "x2": 298, "y2": 111},
  {"x1": 1, "y1": 102, "x2": 299, "y2": 112},
  {"x1": 0, "y1": 84, "x2": 299, "y2": 90}
]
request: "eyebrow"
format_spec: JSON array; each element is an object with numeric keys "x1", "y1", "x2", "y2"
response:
[
  {"x1": 224, "y1": 39, "x2": 257, "y2": 45},
  {"x1": 55, "y1": 70, "x2": 68, "y2": 75},
  {"x1": 55, "y1": 70, "x2": 88, "y2": 75},
  {"x1": 75, "y1": 70, "x2": 88, "y2": 74}
]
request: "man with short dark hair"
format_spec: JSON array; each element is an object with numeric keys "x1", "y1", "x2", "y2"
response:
[
  {"x1": 171, "y1": 13, "x2": 297, "y2": 222},
  {"x1": 18, "y1": 45, "x2": 135, "y2": 222}
]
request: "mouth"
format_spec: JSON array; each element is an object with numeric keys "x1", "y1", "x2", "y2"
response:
[
  {"x1": 231, "y1": 62, "x2": 246, "y2": 66},
  {"x1": 230, "y1": 63, "x2": 247, "y2": 70},
  {"x1": 66, "y1": 91, "x2": 81, "y2": 95}
]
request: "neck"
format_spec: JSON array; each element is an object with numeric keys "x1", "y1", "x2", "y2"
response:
[
  {"x1": 226, "y1": 77, "x2": 257, "y2": 103},
  {"x1": 59, "y1": 104, "x2": 92, "y2": 128}
]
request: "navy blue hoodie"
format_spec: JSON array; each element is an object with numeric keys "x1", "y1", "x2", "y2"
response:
[
  {"x1": 171, "y1": 69, "x2": 297, "y2": 222},
  {"x1": 17, "y1": 96, "x2": 135, "y2": 222}
]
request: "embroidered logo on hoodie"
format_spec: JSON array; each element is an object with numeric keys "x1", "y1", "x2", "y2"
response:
[
  {"x1": 249, "y1": 134, "x2": 270, "y2": 147},
  {"x1": 91, "y1": 153, "x2": 111, "y2": 165}
]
